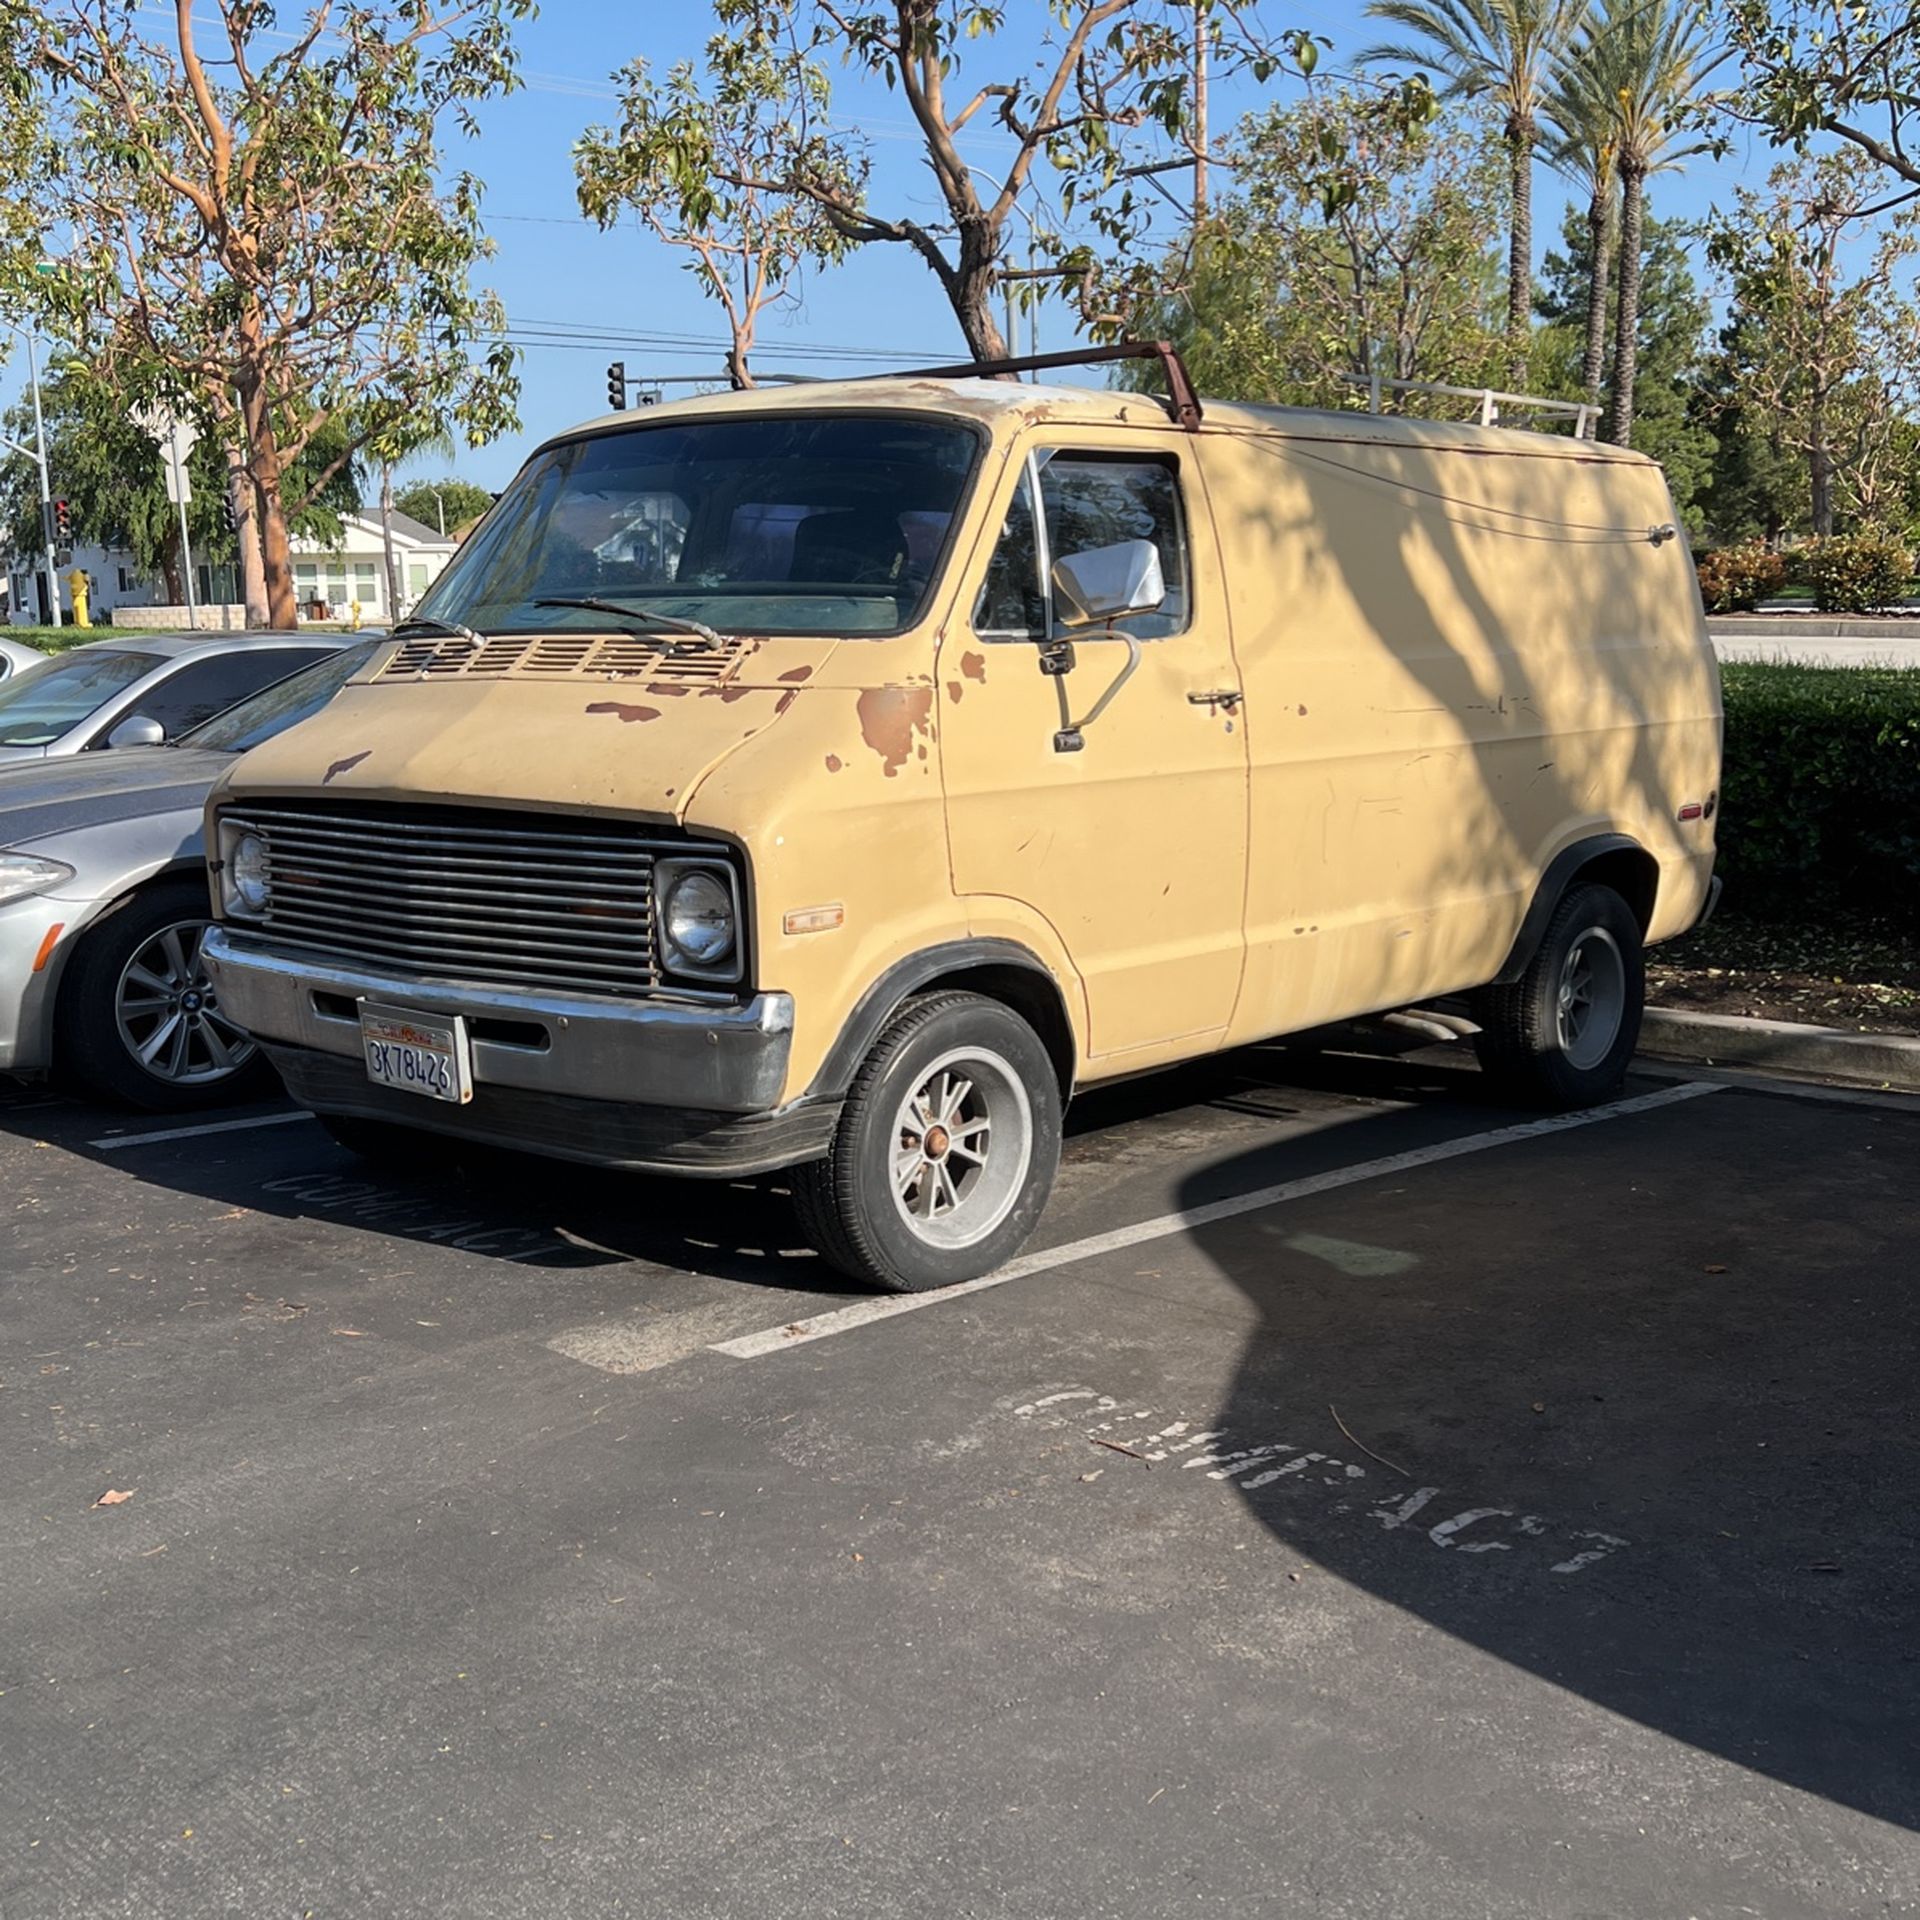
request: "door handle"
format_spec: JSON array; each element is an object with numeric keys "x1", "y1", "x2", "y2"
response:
[{"x1": 1187, "y1": 688, "x2": 1241, "y2": 712}]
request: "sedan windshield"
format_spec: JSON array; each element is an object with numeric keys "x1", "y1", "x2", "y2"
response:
[
  {"x1": 413, "y1": 413, "x2": 979, "y2": 639},
  {"x1": 0, "y1": 649, "x2": 161, "y2": 748},
  {"x1": 182, "y1": 639, "x2": 381, "y2": 754}
]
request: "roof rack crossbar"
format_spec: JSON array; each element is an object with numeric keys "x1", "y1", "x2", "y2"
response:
[{"x1": 875, "y1": 340, "x2": 1203, "y2": 431}]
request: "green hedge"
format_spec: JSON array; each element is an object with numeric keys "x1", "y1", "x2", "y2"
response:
[{"x1": 1718, "y1": 663, "x2": 1920, "y2": 925}]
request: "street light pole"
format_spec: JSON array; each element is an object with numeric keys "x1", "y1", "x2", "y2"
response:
[{"x1": 24, "y1": 331, "x2": 59, "y2": 628}]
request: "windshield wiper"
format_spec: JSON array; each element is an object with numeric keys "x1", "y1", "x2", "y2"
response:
[
  {"x1": 393, "y1": 613, "x2": 487, "y2": 650},
  {"x1": 531, "y1": 597, "x2": 726, "y2": 649}
]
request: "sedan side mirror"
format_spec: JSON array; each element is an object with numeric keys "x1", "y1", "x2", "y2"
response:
[
  {"x1": 1048, "y1": 538, "x2": 1166, "y2": 630},
  {"x1": 106, "y1": 713, "x2": 166, "y2": 749}
]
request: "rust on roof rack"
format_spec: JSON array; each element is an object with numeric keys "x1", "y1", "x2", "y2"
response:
[{"x1": 874, "y1": 340, "x2": 1203, "y2": 432}]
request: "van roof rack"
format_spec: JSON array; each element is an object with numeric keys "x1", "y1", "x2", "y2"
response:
[{"x1": 875, "y1": 340, "x2": 1203, "y2": 432}]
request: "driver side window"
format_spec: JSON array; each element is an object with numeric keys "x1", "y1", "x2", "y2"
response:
[{"x1": 973, "y1": 452, "x2": 1190, "y2": 642}]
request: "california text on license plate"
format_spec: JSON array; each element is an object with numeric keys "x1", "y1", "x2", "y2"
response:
[{"x1": 359, "y1": 1004, "x2": 472, "y2": 1105}]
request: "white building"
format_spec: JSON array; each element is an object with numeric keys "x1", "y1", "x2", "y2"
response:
[{"x1": 7, "y1": 509, "x2": 457, "y2": 628}]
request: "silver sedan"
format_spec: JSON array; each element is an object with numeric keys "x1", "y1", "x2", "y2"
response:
[
  {"x1": 0, "y1": 639, "x2": 382, "y2": 1109},
  {"x1": 0, "y1": 631, "x2": 346, "y2": 760},
  {"x1": 0, "y1": 636, "x2": 49, "y2": 681}
]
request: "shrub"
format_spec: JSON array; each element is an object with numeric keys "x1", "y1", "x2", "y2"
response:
[
  {"x1": 1717, "y1": 663, "x2": 1920, "y2": 926},
  {"x1": 1694, "y1": 541, "x2": 1787, "y2": 613},
  {"x1": 1796, "y1": 531, "x2": 1914, "y2": 613}
]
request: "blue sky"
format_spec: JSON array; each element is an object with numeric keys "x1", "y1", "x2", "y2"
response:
[{"x1": 4, "y1": 0, "x2": 1794, "y2": 499}]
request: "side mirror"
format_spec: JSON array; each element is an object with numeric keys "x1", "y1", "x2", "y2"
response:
[
  {"x1": 106, "y1": 713, "x2": 166, "y2": 749},
  {"x1": 1048, "y1": 538, "x2": 1165, "y2": 630}
]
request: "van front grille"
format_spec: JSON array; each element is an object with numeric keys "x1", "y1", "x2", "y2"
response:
[{"x1": 220, "y1": 801, "x2": 720, "y2": 1000}]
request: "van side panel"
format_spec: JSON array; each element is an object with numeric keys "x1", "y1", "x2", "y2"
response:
[{"x1": 1199, "y1": 427, "x2": 1720, "y2": 1046}]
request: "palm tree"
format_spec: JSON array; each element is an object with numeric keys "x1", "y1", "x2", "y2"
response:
[
  {"x1": 1543, "y1": 42, "x2": 1618, "y2": 401},
  {"x1": 1362, "y1": 0, "x2": 1593, "y2": 389},
  {"x1": 1581, "y1": 0, "x2": 1716, "y2": 444}
]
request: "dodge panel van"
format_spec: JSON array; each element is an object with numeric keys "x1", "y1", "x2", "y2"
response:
[{"x1": 202, "y1": 352, "x2": 1721, "y2": 1291}]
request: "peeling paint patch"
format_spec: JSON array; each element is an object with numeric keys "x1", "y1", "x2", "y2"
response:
[
  {"x1": 714, "y1": 686, "x2": 755, "y2": 704},
  {"x1": 825, "y1": 753, "x2": 844, "y2": 773},
  {"x1": 856, "y1": 685, "x2": 934, "y2": 778},
  {"x1": 960, "y1": 651, "x2": 988, "y2": 683},
  {"x1": 779, "y1": 665, "x2": 813, "y2": 683},
  {"x1": 946, "y1": 679, "x2": 964, "y2": 704},
  {"x1": 585, "y1": 701, "x2": 660, "y2": 725},
  {"x1": 322, "y1": 750, "x2": 371, "y2": 785}
]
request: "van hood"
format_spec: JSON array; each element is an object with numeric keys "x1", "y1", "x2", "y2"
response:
[{"x1": 219, "y1": 640, "x2": 841, "y2": 822}]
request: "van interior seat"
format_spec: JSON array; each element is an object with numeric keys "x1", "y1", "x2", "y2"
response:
[{"x1": 790, "y1": 511, "x2": 910, "y2": 586}]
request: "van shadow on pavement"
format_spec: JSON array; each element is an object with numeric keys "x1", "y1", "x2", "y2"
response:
[{"x1": 1179, "y1": 1085, "x2": 1920, "y2": 1834}]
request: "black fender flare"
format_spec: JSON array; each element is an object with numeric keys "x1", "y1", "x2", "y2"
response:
[
  {"x1": 807, "y1": 938, "x2": 1076, "y2": 1099},
  {"x1": 1492, "y1": 834, "x2": 1654, "y2": 985}
]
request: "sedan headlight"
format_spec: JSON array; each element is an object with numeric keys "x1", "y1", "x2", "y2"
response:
[
  {"x1": 0, "y1": 852, "x2": 76, "y2": 907},
  {"x1": 658, "y1": 861, "x2": 740, "y2": 980}
]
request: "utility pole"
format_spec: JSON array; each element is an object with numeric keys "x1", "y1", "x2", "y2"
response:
[{"x1": 0, "y1": 329, "x2": 65, "y2": 627}]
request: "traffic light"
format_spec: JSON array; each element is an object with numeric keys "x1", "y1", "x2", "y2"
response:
[
  {"x1": 606, "y1": 360, "x2": 627, "y2": 411},
  {"x1": 43, "y1": 498, "x2": 73, "y2": 561},
  {"x1": 222, "y1": 490, "x2": 241, "y2": 536}
]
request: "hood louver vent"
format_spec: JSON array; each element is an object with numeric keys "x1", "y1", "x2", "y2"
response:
[{"x1": 377, "y1": 633, "x2": 750, "y2": 684}]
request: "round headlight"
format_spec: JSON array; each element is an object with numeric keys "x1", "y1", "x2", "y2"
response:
[
  {"x1": 663, "y1": 869, "x2": 735, "y2": 969},
  {"x1": 230, "y1": 832, "x2": 270, "y2": 914}
]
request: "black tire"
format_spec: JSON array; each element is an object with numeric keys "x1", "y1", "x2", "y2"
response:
[
  {"x1": 59, "y1": 882, "x2": 275, "y2": 1112},
  {"x1": 793, "y1": 991, "x2": 1063, "y2": 1293},
  {"x1": 1471, "y1": 882, "x2": 1645, "y2": 1109}
]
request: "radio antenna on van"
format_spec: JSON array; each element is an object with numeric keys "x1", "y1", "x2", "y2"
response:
[{"x1": 874, "y1": 341, "x2": 1204, "y2": 432}]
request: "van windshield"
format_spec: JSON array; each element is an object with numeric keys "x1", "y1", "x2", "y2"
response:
[{"x1": 414, "y1": 413, "x2": 979, "y2": 639}]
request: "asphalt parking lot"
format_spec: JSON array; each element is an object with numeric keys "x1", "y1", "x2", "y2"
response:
[{"x1": 3, "y1": 1046, "x2": 1917, "y2": 1919}]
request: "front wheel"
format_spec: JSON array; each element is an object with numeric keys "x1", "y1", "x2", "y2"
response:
[
  {"x1": 793, "y1": 991, "x2": 1063, "y2": 1292},
  {"x1": 1471, "y1": 882, "x2": 1645, "y2": 1109},
  {"x1": 59, "y1": 883, "x2": 273, "y2": 1111}
]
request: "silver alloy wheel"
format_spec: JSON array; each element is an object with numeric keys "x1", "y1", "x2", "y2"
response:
[
  {"x1": 1555, "y1": 925, "x2": 1627, "y2": 1072},
  {"x1": 114, "y1": 920, "x2": 258, "y2": 1087},
  {"x1": 888, "y1": 1045, "x2": 1034, "y2": 1251}
]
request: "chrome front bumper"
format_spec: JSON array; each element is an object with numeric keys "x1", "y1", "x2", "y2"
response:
[{"x1": 200, "y1": 927, "x2": 795, "y2": 1114}]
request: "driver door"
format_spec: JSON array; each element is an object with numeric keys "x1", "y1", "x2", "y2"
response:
[{"x1": 938, "y1": 433, "x2": 1249, "y2": 1065}]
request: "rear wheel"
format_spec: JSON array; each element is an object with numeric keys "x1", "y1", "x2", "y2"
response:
[
  {"x1": 793, "y1": 991, "x2": 1063, "y2": 1292},
  {"x1": 1471, "y1": 882, "x2": 1645, "y2": 1109},
  {"x1": 60, "y1": 883, "x2": 272, "y2": 1111}
]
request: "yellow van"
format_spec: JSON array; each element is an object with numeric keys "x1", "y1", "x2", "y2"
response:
[{"x1": 202, "y1": 349, "x2": 1721, "y2": 1291}]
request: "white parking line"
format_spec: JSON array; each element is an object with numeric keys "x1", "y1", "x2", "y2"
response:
[
  {"x1": 90, "y1": 1111, "x2": 317, "y2": 1152},
  {"x1": 709, "y1": 1081, "x2": 1724, "y2": 1361}
]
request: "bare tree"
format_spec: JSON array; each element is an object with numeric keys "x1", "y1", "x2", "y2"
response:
[{"x1": 7, "y1": 0, "x2": 527, "y2": 627}]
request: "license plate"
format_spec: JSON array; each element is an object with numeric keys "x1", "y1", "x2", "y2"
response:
[{"x1": 359, "y1": 1003, "x2": 472, "y2": 1105}]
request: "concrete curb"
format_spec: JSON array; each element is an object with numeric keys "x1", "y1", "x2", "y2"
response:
[
  {"x1": 1640, "y1": 1008, "x2": 1920, "y2": 1092},
  {"x1": 1707, "y1": 615, "x2": 1920, "y2": 639}
]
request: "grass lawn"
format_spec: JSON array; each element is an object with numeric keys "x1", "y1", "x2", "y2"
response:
[{"x1": 2, "y1": 624, "x2": 91, "y2": 654}]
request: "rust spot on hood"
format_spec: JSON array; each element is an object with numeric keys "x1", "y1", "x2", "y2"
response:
[
  {"x1": 960, "y1": 651, "x2": 987, "y2": 683},
  {"x1": 825, "y1": 753, "x2": 844, "y2": 772},
  {"x1": 712, "y1": 686, "x2": 756, "y2": 704},
  {"x1": 322, "y1": 750, "x2": 371, "y2": 785},
  {"x1": 586, "y1": 701, "x2": 660, "y2": 725},
  {"x1": 779, "y1": 665, "x2": 813, "y2": 683},
  {"x1": 856, "y1": 686, "x2": 934, "y2": 778},
  {"x1": 649, "y1": 683, "x2": 691, "y2": 698}
]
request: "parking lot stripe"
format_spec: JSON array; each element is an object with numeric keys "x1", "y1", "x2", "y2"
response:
[
  {"x1": 90, "y1": 1111, "x2": 317, "y2": 1152},
  {"x1": 709, "y1": 1081, "x2": 1724, "y2": 1361}
]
